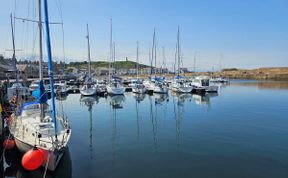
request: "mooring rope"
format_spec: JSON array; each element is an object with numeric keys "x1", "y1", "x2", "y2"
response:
[{"x1": 43, "y1": 148, "x2": 51, "y2": 178}]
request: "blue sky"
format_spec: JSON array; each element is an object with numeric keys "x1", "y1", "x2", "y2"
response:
[{"x1": 0, "y1": 0, "x2": 287, "y2": 71}]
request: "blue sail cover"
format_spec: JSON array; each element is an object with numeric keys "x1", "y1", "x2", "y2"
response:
[
  {"x1": 32, "y1": 80, "x2": 47, "y2": 103},
  {"x1": 175, "y1": 75, "x2": 184, "y2": 79}
]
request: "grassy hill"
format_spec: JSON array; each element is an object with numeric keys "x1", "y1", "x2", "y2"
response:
[{"x1": 68, "y1": 60, "x2": 149, "y2": 69}]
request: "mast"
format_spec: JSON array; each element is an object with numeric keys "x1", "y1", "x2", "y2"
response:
[
  {"x1": 38, "y1": 0, "x2": 43, "y2": 80},
  {"x1": 109, "y1": 18, "x2": 112, "y2": 81},
  {"x1": 149, "y1": 46, "x2": 152, "y2": 75},
  {"x1": 10, "y1": 14, "x2": 17, "y2": 82},
  {"x1": 162, "y1": 47, "x2": 166, "y2": 75},
  {"x1": 43, "y1": 0, "x2": 57, "y2": 138},
  {"x1": 193, "y1": 52, "x2": 196, "y2": 73},
  {"x1": 86, "y1": 23, "x2": 91, "y2": 79},
  {"x1": 174, "y1": 43, "x2": 178, "y2": 75},
  {"x1": 136, "y1": 41, "x2": 139, "y2": 78},
  {"x1": 152, "y1": 28, "x2": 156, "y2": 75},
  {"x1": 113, "y1": 42, "x2": 115, "y2": 75},
  {"x1": 177, "y1": 26, "x2": 181, "y2": 76}
]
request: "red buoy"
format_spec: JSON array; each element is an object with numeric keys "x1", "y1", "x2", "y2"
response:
[
  {"x1": 38, "y1": 148, "x2": 49, "y2": 163},
  {"x1": 22, "y1": 147, "x2": 45, "y2": 171},
  {"x1": 3, "y1": 138, "x2": 16, "y2": 150}
]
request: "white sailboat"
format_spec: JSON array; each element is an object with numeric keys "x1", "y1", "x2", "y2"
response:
[
  {"x1": 7, "y1": 14, "x2": 30, "y2": 101},
  {"x1": 171, "y1": 27, "x2": 193, "y2": 93},
  {"x1": 132, "y1": 41, "x2": 146, "y2": 94},
  {"x1": 9, "y1": 0, "x2": 71, "y2": 171},
  {"x1": 144, "y1": 28, "x2": 168, "y2": 94},
  {"x1": 80, "y1": 24, "x2": 97, "y2": 96},
  {"x1": 106, "y1": 19, "x2": 125, "y2": 95}
]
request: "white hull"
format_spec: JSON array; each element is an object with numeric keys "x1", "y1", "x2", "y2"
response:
[
  {"x1": 14, "y1": 138, "x2": 66, "y2": 171},
  {"x1": 132, "y1": 87, "x2": 146, "y2": 94},
  {"x1": 132, "y1": 84, "x2": 146, "y2": 94},
  {"x1": 107, "y1": 85, "x2": 125, "y2": 95},
  {"x1": 171, "y1": 86, "x2": 193, "y2": 93},
  {"x1": 80, "y1": 88, "x2": 97, "y2": 96},
  {"x1": 153, "y1": 86, "x2": 168, "y2": 94},
  {"x1": 143, "y1": 81, "x2": 154, "y2": 92}
]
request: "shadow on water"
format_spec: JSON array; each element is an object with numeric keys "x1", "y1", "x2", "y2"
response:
[{"x1": 4, "y1": 147, "x2": 72, "y2": 178}]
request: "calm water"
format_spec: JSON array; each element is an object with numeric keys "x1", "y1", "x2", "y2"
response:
[{"x1": 4, "y1": 80, "x2": 288, "y2": 178}]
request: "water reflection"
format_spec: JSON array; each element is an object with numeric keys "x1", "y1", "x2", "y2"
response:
[
  {"x1": 133, "y1": 93, "x2": 146, "y2": 103},
  {"x1": 4, "y1": 148, "x2": 72, "y2": 178},
  {"x1": 172, "y1": 93, "x2": 193, "y2": 106},
  {"x1": 80, "y1": 96, "x2": 98, "y2": 160},
  {"x1": 149, "y1": 95, "x2": 158, "y2": 152},
  {"x1": 154, "y1": 93, "x2": 169, "y2": 105},
  {"x1": 230, "y1": 80, "x2": 288, "y2": 90},
  {"x1": 107, "y1": 95, "x2": 125, "y2": 109},
  {"x1": 172, "y1": 94, "x2": 185, "y2": 151}
]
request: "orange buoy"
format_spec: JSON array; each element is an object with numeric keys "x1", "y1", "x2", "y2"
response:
[
  {"x1": 22, "y1": 147, "x2": 45, "y2": 171},
  {"x1": 3, "y1": 138, "x2": 16, "y2": 150},
  {"x1": 38, "y1": 148, "x2": 49, "y2": 163}
]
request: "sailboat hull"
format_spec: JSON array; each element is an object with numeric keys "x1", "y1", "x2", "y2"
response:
[
  {"x1": 107, "y1": 86, "x2": 125, "y2": 95},
  {"x1": 14, "y1": 137, "x2": 65, "y2": 171},
  {"x1": 80, "y1": 88, "x2": 97, "y2": 96}
]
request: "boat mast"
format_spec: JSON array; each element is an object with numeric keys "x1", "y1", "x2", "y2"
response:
[
  {"x1": 152, "y1": 28, "x2": 156, "y2": 76},
  {"x1": 177, "y1": 26, "x2": 180, "y2": 76},
  {"x1": 149, "y1": 46, "x2": 152, "y2": 75},
  {"x1": 136, "y1": 41, "x2": 139, "y2": 78},
  {"x1": 162, "y1": 47, "x2": 166, "y2": 75},
  {"x1": 38, "y1": 0, "x2": 45, "y2": 120},
  {"x1": 109, "y1": 18, "x2": 112, "y2": 81},
  {"x1": 113, "y1": 41, "x2": 115, "y2": 75},
  {"x1": 174, "y1": 43, "x2": 178, "y2": 76},
  {"x1": 38, "y1": 0, "x2": 43, "y2": 81},
  {"x1": 43, "y1": 0, "x2": 57, "y2": 138},
  {"x1": 10, "y1": 14, "x2": 18, "y2": 83},
  {"x1": 86, "y1": 23, "x2": 91, "y2": 79}
]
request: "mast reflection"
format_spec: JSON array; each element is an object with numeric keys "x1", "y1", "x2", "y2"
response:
[{"x1": 80, "y1": 95, "x2": 99, "y2": 160}]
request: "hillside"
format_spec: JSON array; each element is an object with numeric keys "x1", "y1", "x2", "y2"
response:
[
  {"x1": 68, "y1": 60, "x2": 149, "y2": 69},
  {"x1": 194, "y1": 67, "x2": 288, "y2": 81}
]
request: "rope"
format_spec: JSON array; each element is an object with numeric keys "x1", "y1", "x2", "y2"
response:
[{"x1": 43, "y1": 149, "x2": 51, "y2": 178}]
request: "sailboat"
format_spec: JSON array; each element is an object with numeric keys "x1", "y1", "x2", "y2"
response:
[
  {"x1": 7, "y1": 14, "x2": 30, "y2": 101},
  {"x1": 132, "y1": 41, "x2": 146, "y2": 94},
  {"x1": 106, "y1": 19, "x2": 125, "y2": 95},
  {"x1": 143, "y1": 28, "x2": 168, "y2": 94},
  {"x1": 9, "y1": 0, "x2": 71, "y2": 171},
  {"x1": 80, "y1": 24, "x2": 97, "y2": 96},
  {"x1": 171, "y1": 27, "x2": 193, "y2": 93}
]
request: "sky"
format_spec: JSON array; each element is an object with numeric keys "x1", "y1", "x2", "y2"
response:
[{"x1": 0, "y1": 0, "x2": 287, "y2": 71}]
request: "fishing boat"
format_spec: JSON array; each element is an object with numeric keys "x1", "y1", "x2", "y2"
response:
[
  {"x1": 9, "y1": 0, "x2": 71, "y2": 171},
  {"x1": 80, "y1": 24, "x2": 97, "y2": 96},
  {"x1": 132, "y1": 41, "x2": 146, "y2": 94},
  {"x1": 106, "y1": 19, "x2": 125, "y2": 95},
  {"x1": 191, "y1": 76, "x2": 218, "y2": 93},
  {"x1": 171, "y1": 27, "x2": 193, "y2": 93}
]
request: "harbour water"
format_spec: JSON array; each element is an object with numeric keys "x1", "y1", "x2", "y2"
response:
[{"x1": 4, "y1": 80, "x2": 288, "y2": 178}]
